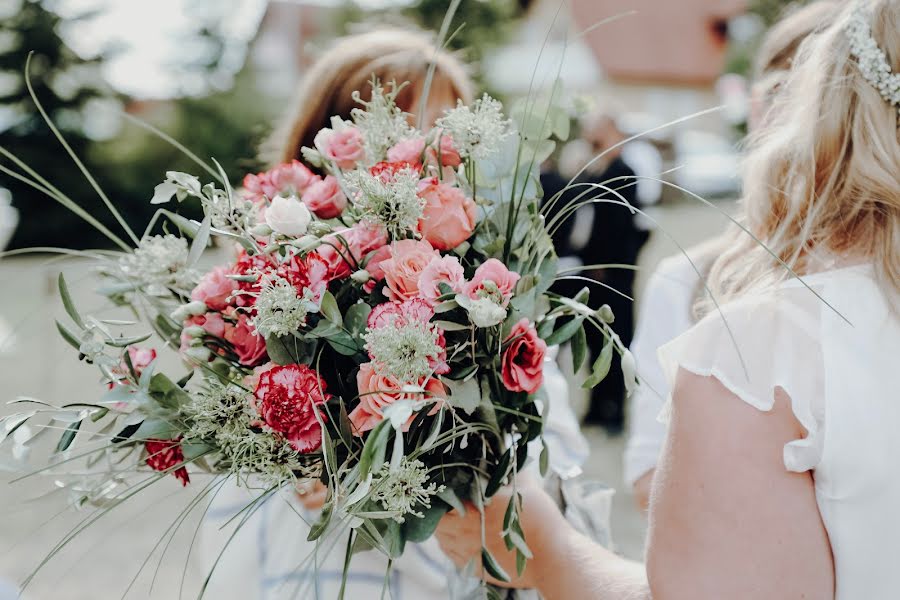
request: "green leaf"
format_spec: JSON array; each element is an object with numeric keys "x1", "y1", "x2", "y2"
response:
[
  {"x1": 444, "y1": 376, "x2": 481, "y2": 415},
  {"x1": 344, "y1": 302, "x2": 371, "y2": 339},
  {"x1": 539, "y1": 440, "x2": 549, "y2": 477},
  {"x1": 433, "y1": 299, "x2": 459, "y2": 314},
  {"x1": 265, "y1": 334, "x2": 298, "y2": 365},
  {"x1": 542, "y1": 316, "x2": 584, "y2": 346},
  {"x1": 319, "y1": 291, "x2": 342, "y2": 325},
  {"x1": 56, "y1": 419, "x2": 82, "y2": 452},
  {"x1": 56, "y1": 321, "x2": 81, "y2": 350},
  {"x1": 188, "y1": 214, "x2": 211, "y2": 267},
  {"x1": 325, "y1": 330, "x2": 361, "y2": 356},
  {"x1": 358, "y1": 420, "x2": 390, "y2": 479},
  {"x1": 401, "y1": 502, "x2": 448, "y2": 543},
  {"x1": 0, "y1": 412, "x2": 37, "y2": 445},
  {"x1": 481, "y1": 548, "x2": 510, "y2": 583},
  {"x1": 571, "y1": 324, "x2": 587, "y2": 372},
  {"x1": 436, "y1": 487, "x2": 466, "y2": 516},
  {"x1": 182, "y1": 442, "x2": 213, "y2": 460},
  {"x1": 307, "y1": 501, "x2": 334, "y2": 542},
  {"x1": 485, "y1": 449, "x2": 512, "y2": 497},
  {"x1": 135, "y1": 418, "x2": 179, "y2": 440},
  {"x1": 148, "y1": 373, "x2": 192, "y2": 409},
  {"x1": 57, "y1": 273, "x2": 84, "y2": 328},
  {"x1": 106, "y1": 332, "x2": 153, "y2": 348},
  {"x1": 583, "y1": 336, "x2": 614, "y2": 389}
]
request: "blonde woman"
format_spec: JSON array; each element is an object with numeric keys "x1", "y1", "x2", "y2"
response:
[
  {"x1": 436, "y1": 1, "x2": 900, "y2": 598},
  {"x1": 203, "y1": 29, "x2": 589, "y2": 600},
  {"x1": 625, "y1": 0, "x2": 839, "y2": 511}
]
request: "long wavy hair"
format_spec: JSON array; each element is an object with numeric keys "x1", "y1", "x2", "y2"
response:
[
  {"x1": 263, "y1": 28, "x2": 474, "y2": 166},
  {"x1": 705, "y1": 0, "x2": 899, "y2": 310}
]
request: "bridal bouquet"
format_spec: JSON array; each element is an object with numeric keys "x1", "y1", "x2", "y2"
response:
[{"x1": 3, "y1": 80, "x2": 627, "y2": 594}]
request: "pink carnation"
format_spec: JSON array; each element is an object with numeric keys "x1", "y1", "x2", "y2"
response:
[
  {"x1": 191, "y1": 266, "x2": 238, "y2": 312},
  {"x1": 303, "y1": 175, "x2": 347, "y2": 219},
  {"x1": 349, "y1": 362, "x2": 446, "y2": 434},
  {"x1": 418, "y1": 255, "x2": 466, "y2": 305},
  {"x1": 253, "y1": 364, "x2": 329, "y2": 453},
  {"x1": 387, "y1": 137, "x2": 426, "y2": 165},
  {"x1": 417, "y1": 180, "x2": 476, "y2": 251},
  {"x1": 380, "y1": 239, "x2": 440, "y2": 302},
  {"x1": 268, "y1": 160, "x2": 317, "y2": 196},
  {"x1": 461, "y1": 259, "x2": 520, "y2": 308},
  {"x1": 501, "y1": 318, "x2": 547, "y2": 394}
]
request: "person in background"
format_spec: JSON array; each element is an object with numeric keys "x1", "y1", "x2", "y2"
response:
[
  {"x1": 543, "y1": 111, "x2": 646, "y2": 432},
  {"x1": 624, "y1": 0, "x2": 840, "y2": 511},
  {"x1": 202, "y1": 28, "x2": 589, "y2": 600}
]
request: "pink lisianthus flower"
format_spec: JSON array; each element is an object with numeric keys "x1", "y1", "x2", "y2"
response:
[
  {"x1": 461, "y1": 259, "x2": 521, "y2": 308},
  {"x1": 379, "y1": 239, "x2": 440, "y2": 302},
  {"x1": 314, "y1": 126, "x2": 365, "y2": 169},
  {"x1": 349, "y1": 362, "x2": 446, "y2": 434},
  {"x1": 303, "y1": 175, "x2": 347, "y2": 219},
  {"x1": 315, "y1": 222, "x2": 388, "y2": 281},
  {"x1": 191, "y1": 266, "x2": 238, "y2": 312},
  {"x1": 416, "y1": 179, "x2": 477, "y2": 251},
  {"x1": 501, "y1": 318, "x2": 547, "y2": 394},
  {"x1": 223, "y1": 309, "x2": 267, "y2": 366},
  {"x1": 253, "y1": 363, "x2": 329, "y2": 453},
  {"x1": 417, "y1": 255, "x2": 466, "y2": 306},
  {"x1": 145, "y1": 438, "x2": 190, "y2": 486}
]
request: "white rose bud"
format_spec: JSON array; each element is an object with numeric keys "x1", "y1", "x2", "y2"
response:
[
  {"x1": 249, "y1": 223, "x2": 272, "y2": 237},
  {"x1": 265, "y1": 194, "x2": 312, "y2": 237},
  {"x1": 183, "y1": 325, "x2": 205, "y2": 337},
  {"x1": 185, "y1": 300, "x2": 208, "y2": 316},
  {"x1": 351, "y1": 269, "x2": 371, "y2": 283},
  {"x1": 457, "y1": 295, "x2": 506, "y2": 328}
]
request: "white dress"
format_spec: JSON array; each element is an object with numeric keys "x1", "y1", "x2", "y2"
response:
[{"x1": 658, "y1": 264, "x2": 900, "y2": 599}]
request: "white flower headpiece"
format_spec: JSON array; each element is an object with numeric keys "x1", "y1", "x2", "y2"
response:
[{"x1": 846, "y1": 4, "x2": 900, "y2": 116}]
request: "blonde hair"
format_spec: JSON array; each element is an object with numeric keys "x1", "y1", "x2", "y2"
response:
[
  {"x1": 707, "y1": 0, "x2": 900, "y2": 309},
  {"x1": 265, "y1": 29, "x2": 474, "y2": 165}
]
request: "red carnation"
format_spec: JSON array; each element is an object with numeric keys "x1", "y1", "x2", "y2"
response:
[
  {"x1": 145, "y1": 438, "x2": 190, "y2": 486},
  {"x1": 253, "y1": 364, "x2": 329, "y2": 453},
  {"x1": 369, "y1": 160, "x2": 420, "y2": 180}
]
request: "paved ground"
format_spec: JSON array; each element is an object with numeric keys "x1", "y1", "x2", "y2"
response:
[{"x1": 0, "y1": 198, "x2": 733, "y2": 598}]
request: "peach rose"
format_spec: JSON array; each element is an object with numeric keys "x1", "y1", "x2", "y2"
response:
[
  {"x1": 387, "y1": 136, "x2": 426, "y2": 165},
  {"x1": 303, "y1": 175, "x2": 347, "y2": 219},
  {"x1": 418, "y1": 255, "x2": 466, "y2": 305},
  {"x1": 417, "y1": 181, "x2": 476, "y2": 251},
  {"x1": 223, "y1": 310, "x2": 268, "y2": 366},
  {"x1": 349, "y1": 362, "x2": 446, "y2": 434},
  {"x1": 380, "y1": 239, "x2": 440, "y2": 302},
  {"x1": 461, "y1": 259, "x2": 520, "y2": 307},
  {"x1": 314, "y1": 126, "x2": 365, "y2": 169},
  {"x1": 191, "y1": 266, "x2": 237, "y2": 312},
  {"x1": 501, "y1": 318, "x2": 546, "y2": 394},
  {"x1": 316, "y1": 222, "x2": 388, "y2": 281}
]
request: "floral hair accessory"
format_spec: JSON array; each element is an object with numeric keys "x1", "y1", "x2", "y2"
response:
[{"x1": 846, "y1": 4, "x2": 900, "y2": 116}]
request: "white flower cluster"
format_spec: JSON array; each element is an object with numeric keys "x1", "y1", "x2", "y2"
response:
[
  {"x1": 847, "y1": 5, "x2": 900, "y2": 115},
  {"x1": 118, "y1": 234, "x2": 198, "y2": 294},
  {"x1": 252, "y1": 276, "x2": 319, "y2": 338},
  {"x1": 364, "y1": 317, "x2": 443, "y2": 383},
  {"x1": 351, "y1": 81, "x2": 415, "y2": 161},
  {"x1": 183, "y1": 382, "x2": 319, "y2": 485},
  {"x1": 436, "y1": 93, "x2": 513, "y2": 161},
  {"x1": 371, "y1": 458, "x2": 444, "y2": 523},
  {"x1": 344, "y1": 167, "x2": 424, "y2": 238}
]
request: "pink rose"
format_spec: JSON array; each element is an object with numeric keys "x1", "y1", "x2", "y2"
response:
[
  {"x1": 268, "y1": 160, "x2": 317, "y2": 196},
  {"x1": 253, "y1": 364, "x2": 328, "y2": 453},
  {"x1": 417, "y1": 180, "x2": 476, "y2": 251},
  {"x1": 362, "y1": 244, "x2": 392, "y2": 293},
  {"x1": 303, "y1": 175, "x2": 347, "y2": 219},
  {"x1": 316, "y1": 222, "x2": 388, "y2": 281},
  {"x1": 433, "y1": 133, "x2": 462, "y2": 168},
  {"x1": 314, "y1": 126, "x2": 365, "y2": 169},
  {"x1": 462, "y1": 259, "x2": 521, "y2": 308},
  {"x1": 387, "y1": 137, "x2": 426, "y2": 165},
  {"x1": 349, "y1": 362, "x2": 446, "y2": 434},
  {"x1": 501, "y1": 318, "x2": 547, "y2": 394},
  {"x1": 191, "y1": 266, "x2": 238, "y2": 312},
  {"x1": 380, "y1": 239, "x2": 440, "y2": 302},
  {"x1": 418, "y1": 255, "x2": 465, "y2": 305},
  {"x1": 224, "y1": 310, "x2": 268, "y2": 366}
]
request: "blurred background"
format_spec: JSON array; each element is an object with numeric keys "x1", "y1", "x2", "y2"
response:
[{"x1": 0, "y1": 0, "x2": 807, "y2": 597}]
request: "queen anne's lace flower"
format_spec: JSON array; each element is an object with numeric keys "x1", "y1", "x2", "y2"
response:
[
  {"x1": 435, "y1": 93, "x2": 513, "y2": 161},
  {"x1": 344, "y1": 167, "x2": 424, "y2": 239},
  {"x1": 846, "y1": 5, "x2": 900, "y2": 115},
  {"x1": 364, "y1": 300, "x2": 447, "y2": 383},
  {"x1": 371, "y1": 458, "x2": 444, "y2": 523},
  {"x1": 252, "y1": 276, "x2": 320, "y2": 338},
  {"x1": 118, "y1": 234, "x2": 198, "y2": 294}
]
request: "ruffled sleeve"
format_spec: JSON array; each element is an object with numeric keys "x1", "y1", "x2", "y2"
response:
[{"x1": 657, "y1": 286, "x2": 827, "y2": 473}]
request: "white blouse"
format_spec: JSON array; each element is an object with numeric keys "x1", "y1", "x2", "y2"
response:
[{"x1": 658, "y1": 264, "x2": 900, "y2": 600}]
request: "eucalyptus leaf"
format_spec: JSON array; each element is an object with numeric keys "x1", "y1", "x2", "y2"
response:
[
  {"x1": 571, "y1": 324, "x2": 588, "y2": 373},
  {"x1": 583, "y1": 336, "x2": 614, "y2": 389},
  {"x1": 344, "y1": 303, "x2": 372, "y2": 339},
  {"x1": 56, "y1": 419, "x2": 82, "y2": 452},
  {"x1": 481, "y1": 548, "x2": 510, "y2": 583},
  {"x1": 187, "y1": 214, "x2": 212, "y2": 267},
  {"x1": 265, "y1": 334, "x2": 298, "y2": 366},
  {"x1": 57, "y1": 273, "x2": 84, "y2": 328},
  {"x1": 444, "y1": 377, "x2": 481, "y2": 415},
  {"x1": 319, "y1": 291, "x2": 342, "y2": 325},
  {"x1": 542, "y1": 316, "x2": 584, "y2": 346},
  {"x1": 307, "y1": 501, "x2": 334, "y2": 542},
  {"x1": 55, "y1": 321, "x2": 81, "y2": 350}
]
